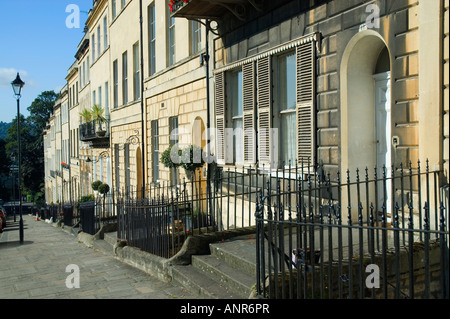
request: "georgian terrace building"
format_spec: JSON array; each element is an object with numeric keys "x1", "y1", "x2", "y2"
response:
[
  {"x1": 44, "y1": 0, "x2": 448, "y2": 220},
  {"x1": 172, "y1": 0, "x2": 448, "y2": 218},
  {"x1": 44, "y1": 0, "x2": 209, "y2": 204}
]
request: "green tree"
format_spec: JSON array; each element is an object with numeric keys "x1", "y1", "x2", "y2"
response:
[
  {"x1": 5, "y1": 114, "x2": 33, "y2": 195},
  {"x1": 0, "y1": 139, "x2": 12, "y2": 201},
  {"x1": 26, "y1": 91, "x2": 56, "y2": 192},
  {"x1": 0, "y1": 139, "x2": 10, "y2": 176},
  {"x1": 27, "y1": 91, "x2": 58, "y2": 135},
  {"x1": 0, "y1": 122, "x2": 12, "y2": 139},
  {"x1": 4, "y1": 91, "x2": 56, "y2": 201}
]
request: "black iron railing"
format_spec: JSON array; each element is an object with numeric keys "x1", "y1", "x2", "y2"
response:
[
  {"x1": 117, "y1": 197, "x2": 190, "y2": 258},
  {"x1": 78, "y1": 195, "x2": 116, "y2": 235},
  {"x1": 255, "y1": 160, "x2": 449, "y2": 299},
  {"x1": 116, "y1": 166, "x2": 270, "y2": 258},
  {"x1": 117, "y1": 170, "x2": 215, "y2": 258},
  {"x1": 79, "y1": 120, "x2": 110, "y2": 141}
]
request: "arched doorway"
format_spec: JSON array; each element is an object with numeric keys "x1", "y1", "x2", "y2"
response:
[
  {"x1": 192, "y1": 117, "x2": 207, "y2": 217},
  {"x1": 192, "y1": 116, "x2": 206, "y2": 150},
  {"x1": 340, "y1": 31, "x2": 392, "y2": 213}
]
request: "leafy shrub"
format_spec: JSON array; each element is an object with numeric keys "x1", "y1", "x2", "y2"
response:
[
  {"x1": 80, "y1": 194, "x2": 95, "y2": 202},
  {"x1": 91, "y1": 180, "x2": 103, "y2": 191},
  {"x1": 180, "y1": 145, "x2": 205, "y2": 172},
  {"x1": 160, "y1": 145, "x2": 182, "y2": 169},
  {"x1": 98, "y1": 183, "x2": 110, "y2": 195},
  {"x1": 75, "y1": 194, "x2": 95, "y2": 210}
]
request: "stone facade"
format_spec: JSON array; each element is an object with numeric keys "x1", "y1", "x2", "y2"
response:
[
  {"x1": 43, "y1": 0, "x2": 448, "y2": 206},
  {"x1": 44, "y1": 0, "x2": 208, "y2": 204},
  {"x1": 146, "y1": 76, "x2": 207, "y2": 183},
  {"x1": 208, "y1": 0, "x2": 447, "y2": 182}
]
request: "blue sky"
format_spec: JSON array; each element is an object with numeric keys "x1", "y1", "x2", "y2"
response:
[{"x1": 0, "y1": 0, "x2": 92, "y2": 123}]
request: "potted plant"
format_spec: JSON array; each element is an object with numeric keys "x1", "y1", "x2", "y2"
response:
[
  {"x1": 80, "y1": 108, "x2": 92, "y2": 123},
  {"x1": 80, "y1": 108, "x2": 93, "y2": 136},
  {"x1": 91, "y1": 180, "x2": 102, "y2": 197},
  {"x1": 92, "y1": 180, "x2": 102, "y2": 191},
  {"x1": 161, "y1": 144, "x2": 182, "y2": 169},
  {"x1": 161, "y1": 145, "x2": 183, "y2": 185},
  {"x1": 98, "y1": 183, "x2": 110, "y2": 214},
  {"x1": 98, "y1": 183, "x2": 110, "y2": 196},
  {"x1": 180, "y1": 145, "x2": 206, "y2": 180},
  {"x1": 75, "y1": 194, "x2": 95, "y2": 211},
  {"x1": 91, "y1": 104, "x2": 106, "y2": 137}
]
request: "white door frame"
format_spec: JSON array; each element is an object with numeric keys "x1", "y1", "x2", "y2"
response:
[{"x1": 374, "y1": 71, "x2": 391, "y2": 214}]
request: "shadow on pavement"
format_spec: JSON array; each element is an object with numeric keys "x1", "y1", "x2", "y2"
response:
[
  {"x1": 0, "y1": 219, "x2": 32, "y2": 248},
  {"x1": 0, "y1": 240, "x2": 34, "y2": 248},
  {"x1": 1, "y1": 226, "x2": 29, "y2": 232}
]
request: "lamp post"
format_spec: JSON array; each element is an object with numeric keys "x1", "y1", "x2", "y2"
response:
[
  {"x1": 10, "y1": 152, "x2": 17, "y2": 222},
  {"x1": 11, "y1": 73, "x2": 25, "y2": 244}
]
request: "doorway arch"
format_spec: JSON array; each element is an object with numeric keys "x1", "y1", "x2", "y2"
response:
[
  {"x1": 340, "y1": 30, "x2": 392, "y2": 176},
  {"x1": 340, "y1": 30, "x2": 393, "y2": 215},
  {"x1": 192, "y1": 116, "x2": 206, "y2": 150}
]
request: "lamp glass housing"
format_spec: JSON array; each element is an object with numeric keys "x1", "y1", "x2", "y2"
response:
[{"x1": 11, "y1": 73, "x2": 25, "y2": 97}]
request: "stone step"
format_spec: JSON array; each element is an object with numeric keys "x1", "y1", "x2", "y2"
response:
[
  {"x1": 171, "y1": 264, "x2": 243, "y2": 299},
  {"x1": 91, "y1": 232, "x2": 117, "y2": 255},
  {"x1": 191, "y1": 254, "x2": 255, "y2": 299},
  {"x1": 209, "y1": 237, "x2": 258, "y2": 277},
  {"x1": 73, "y1": 227, "x2": 81, "y2": 236},
  {"x1": 92, "y1": 238, "x2": 114, "y2": 255},
  {"x1": 104, "y1": 231, "x2": 118, "y2": 246}
]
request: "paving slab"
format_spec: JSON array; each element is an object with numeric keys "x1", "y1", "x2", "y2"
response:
[{"x1": 0, "y1": 215, "x2": 197, "y2": 299}]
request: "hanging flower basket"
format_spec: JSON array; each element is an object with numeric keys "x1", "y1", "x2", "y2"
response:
[
  {"x1": 61, "y1": 162, "x2": 70, "y2": 169},
  {"x1": 169, "y1": 0, "x2": 189, "y2": 13}
]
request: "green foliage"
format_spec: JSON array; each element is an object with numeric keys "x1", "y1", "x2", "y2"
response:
[
  {"x1": 75, "y1": 194, "x2": 95, "y2": 210},
  {"x1": 91, "y1": 104, "x2": 106, "y2": 125},
  {"x1": 91, "y1": 180, "x2": 103, "y2": 191},
  {"x1": 0, "y1": 122, "x2": 12, "y2": 140},
  {"x1": 80, "y1": 194, "x2": 95, "y2": 202},
  {"x1": 180, "y1": 145, "x2": 205, "y2": 172},
  {"x1": 5, "y1": 114, "x2": 29, "y2": 152},
  {"x1": 161, "y1": 145, "x2": 182, "y2": 169},
  {"x1": 35, "y1": 197, "x2": 46, "y2": 207},
  {"x1": 34, "y1": 190, "x2": 46, "y2": 207},
  {"x1": 80, "y1": 108, "x2": 92, "y2": 123},
  {"x1": 1, "y1": 90, "x2": 56, "y2": 201},
  {"x1": 161, "y1": 144, "x2": 205, "y2": 172},
  {"x1": 98, "y1": 183, "x2": 110, "y2": 195},
  {"x1": 0, "y1": 139, "x2": 10, "y2": 176},
  {"x1": 27, "y1": 91, "x2": 57, "y2": 135}
]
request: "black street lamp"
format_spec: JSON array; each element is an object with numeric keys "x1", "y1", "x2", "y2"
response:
[{"x1": 11, "y1": 73, "x2": 25, "y2": 244}]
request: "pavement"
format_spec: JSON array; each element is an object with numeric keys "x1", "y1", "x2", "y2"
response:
[{"x1": 0, "y1": 214, "x2": 197, "y2": 299}]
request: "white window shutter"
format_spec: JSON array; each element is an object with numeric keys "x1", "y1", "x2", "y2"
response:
[
  {"x1": 243, "y1": 62, "x2": 256, "y2": 164},
  {"x1": 215, "y1": 72, "x2": 226, "y2": 164},
  {"x1": 257, "y1": 56, "x2": 272, "y2": 165},
  {"x1": 296, "y1": 41, "x2": 316, "y2": 164}
]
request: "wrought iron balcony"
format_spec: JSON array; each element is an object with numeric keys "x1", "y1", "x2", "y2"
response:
[{"x1": 79, "y1": 120, "x2": 110, "y2": 146}]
